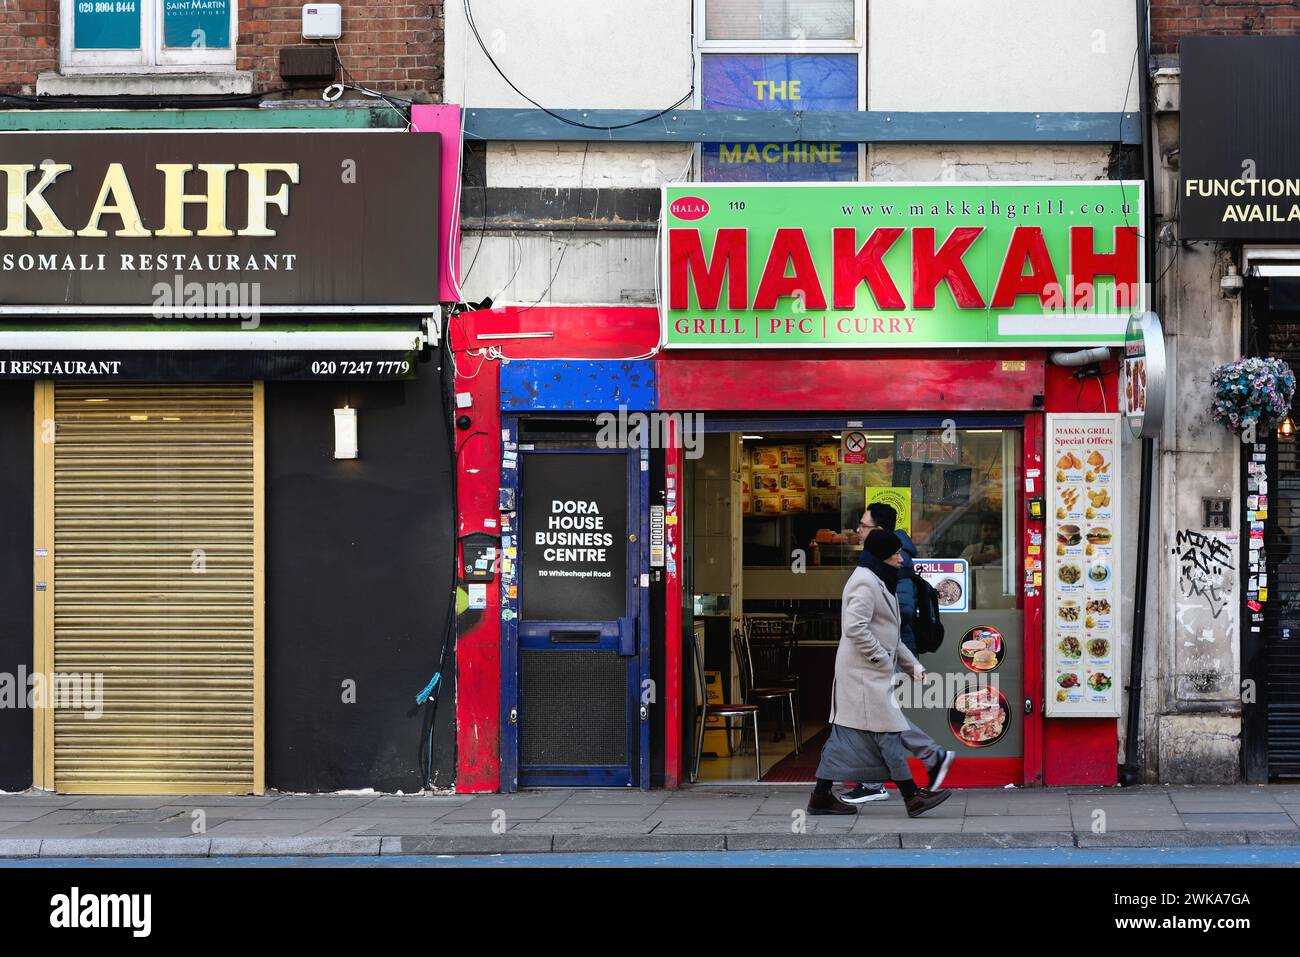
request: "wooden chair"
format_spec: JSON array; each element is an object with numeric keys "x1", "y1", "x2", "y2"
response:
[
  {"x1": 735, "y1": 620, "x2": 802, "y2": 753},
  {"x1": 691, "y1": 625, "x2": 761, "y2": 783}
]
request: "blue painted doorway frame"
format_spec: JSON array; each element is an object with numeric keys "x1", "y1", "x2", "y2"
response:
[{"x1": 498, "y1": 416, "x2": 652, "y2": 791}]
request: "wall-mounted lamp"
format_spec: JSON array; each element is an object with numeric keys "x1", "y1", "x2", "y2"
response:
[
  {"x1": 334, "y1": 406, "x2": 358, "y2": 459},
  {"x1": 1280, "y1": 416, "x2": 1295, "y2": 438}
]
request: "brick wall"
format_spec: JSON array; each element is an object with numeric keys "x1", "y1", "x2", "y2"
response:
[
  {"x1": 1152, "y1": 1, "x2": 1300, "y2": 54},
  {"x1": 0, "y1": 1, "x2": 58, "y2": 93},
  {"x1": 0, "y1": 1, "x2": 442, "y2": 97},
  {"x1": 239, "y1": 1, "x2": 443, "y2": 96}
]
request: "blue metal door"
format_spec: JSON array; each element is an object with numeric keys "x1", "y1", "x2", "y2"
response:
[{"x1": 500, "y1": 430, "x2": 649, "y2": 789}]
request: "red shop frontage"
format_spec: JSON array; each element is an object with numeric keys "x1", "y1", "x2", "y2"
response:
[{"x1": 451, "y1": 181, "x2": 1137, "y2": 792}]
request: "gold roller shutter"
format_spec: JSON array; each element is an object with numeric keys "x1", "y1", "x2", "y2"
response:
[{"x1": 36, "y1": 382, "x2": 264, "y2": 794}]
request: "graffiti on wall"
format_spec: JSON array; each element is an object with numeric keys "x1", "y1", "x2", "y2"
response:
[
  {"x1": 1174, "y1": 528, "x2": 1235, "y2": 697},
  {"x1": 1177, "y1": 528, "x2": 1233, "y2": 619}
]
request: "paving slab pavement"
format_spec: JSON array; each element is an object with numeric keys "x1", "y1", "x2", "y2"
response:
[{"x1": 0, "y1": 784, "x2": 1294, "y2": 857}]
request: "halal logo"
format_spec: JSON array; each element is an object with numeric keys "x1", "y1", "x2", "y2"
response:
[{"x1": 669, "y1": 196, "x2": 710, "y2": 221}]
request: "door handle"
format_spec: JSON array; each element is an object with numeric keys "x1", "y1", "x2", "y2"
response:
[{"x1": 618, "y1": 616, "x2": 636, "y2": 657}]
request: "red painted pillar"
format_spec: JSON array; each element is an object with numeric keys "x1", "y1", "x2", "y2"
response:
[
  {"x1": 663, "y1": 415, "x2": 683, "y2": 788},
  {"x1": 1023, "y1": 413, "x2": 1046, "y2": 785},
  {"x1": 452, "y1": 326, "x2": 503, "y2": 792},
  {"x1": 1041, "y1": 361, "x2": 1121, "y2": 786}
]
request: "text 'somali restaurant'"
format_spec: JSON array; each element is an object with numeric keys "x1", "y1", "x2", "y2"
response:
[{"x1": 454, "y1": 181, "x2": 1146, "y2": 792}]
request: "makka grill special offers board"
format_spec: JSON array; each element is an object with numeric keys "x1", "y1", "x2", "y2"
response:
[{"x1": 1045, "y1": 414, "x2": 1122, "y2": 718}]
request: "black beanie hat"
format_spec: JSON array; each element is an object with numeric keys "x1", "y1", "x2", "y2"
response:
[{"x1": 865, "y1": 528, "x2": 903, "y2": 562}]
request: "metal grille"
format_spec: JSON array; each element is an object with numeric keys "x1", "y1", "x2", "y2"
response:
[
  {"x1": 519, "y1": 650, "x2": 628, "y2": 766},
  {"x1": 51, "y1": 383, "x2": 259, "y2": 793},
  {"x1": 1267, "y1": 315, "x2": 1300, "y2": 777}
]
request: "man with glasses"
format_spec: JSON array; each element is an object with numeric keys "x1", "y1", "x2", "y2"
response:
[{"x1": 840, "y1": 504, "x2": 955, "y2": 803}]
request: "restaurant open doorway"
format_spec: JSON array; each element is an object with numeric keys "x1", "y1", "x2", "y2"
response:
[{"x1": 682, "y1": 415, "x2": 1026, "y2": 787}]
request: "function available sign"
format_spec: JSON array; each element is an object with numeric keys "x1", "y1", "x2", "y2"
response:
[
  {"x1": 1181, "y1": 37, "x2": 1300, "y2": 240},
  {"x1": 662, "y1": 182, "x2": 1145, "y2": 348}
]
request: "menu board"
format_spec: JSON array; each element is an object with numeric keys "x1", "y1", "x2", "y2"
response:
[{"x1": 1045, "y1": 414, "x2": 1122, "y2": 718}]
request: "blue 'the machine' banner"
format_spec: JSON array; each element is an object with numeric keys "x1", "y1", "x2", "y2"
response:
[{"x1": 701, "y1": 54, "x2": 858, "y2": 182}]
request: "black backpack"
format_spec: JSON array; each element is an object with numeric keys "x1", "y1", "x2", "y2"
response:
[{"x1": 908, "y1": 572, "x2": 945, "y2": 654}]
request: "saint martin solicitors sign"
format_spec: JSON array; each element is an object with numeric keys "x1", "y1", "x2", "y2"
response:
[
  {"x1": 661, "y1": 182, "x2": 1144, "y2": 348},
  {"x1": 0, "y1": 131, "x2": 438, "y2": 310}
]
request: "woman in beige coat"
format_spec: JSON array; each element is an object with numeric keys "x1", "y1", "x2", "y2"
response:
[{"x1": 807, "y1": 528, "x2": 953, "y2": 818}]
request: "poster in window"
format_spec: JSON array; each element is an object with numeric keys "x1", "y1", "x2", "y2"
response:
[
  {"x1": 701, "y1": 54, "x2": 857, "y2": 182},
  {"x1": 76, "y1": 1, "x2": 142, "y2": 49},
  {"x1": 863, "y1": 487, "x2": 911, "y2": 535},
  {"x1": 163, "y1": 0, "x2": 232, "y2": 49}
]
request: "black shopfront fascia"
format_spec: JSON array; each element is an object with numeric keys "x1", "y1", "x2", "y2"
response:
[
  {"x1": 0, "y1": 314, "x2": 433, "y2": 381},
  {"x1": 0, "y1": 348, "x2": 426, "y2": 381}
]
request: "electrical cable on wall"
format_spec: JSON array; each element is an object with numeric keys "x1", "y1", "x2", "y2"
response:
[
  {"x1": 416, "y1": 324, "x2": 467, "y2": 790},
  {"x1": 513, "y1": 141, "x2": 591, "y2": 317},
  {"x1": 463, "y1": 0, "x2": 692, "y2": 132},
  {"x1": 331, "y1": 39, "x2": 415, "y2": 129}
]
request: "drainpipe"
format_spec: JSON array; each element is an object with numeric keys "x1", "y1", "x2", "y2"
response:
[{"x1": 1119, "y1": 0, "x2": 1156, "y2": 787}]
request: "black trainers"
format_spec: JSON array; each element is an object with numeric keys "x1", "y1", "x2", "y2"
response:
[
  {"x1": 904, "y1": 788, "x2": 952, "y2": 818},
  {"x1": 840, "y1": 783, "x2": 889, "y2": 804},
  {"x1": 926, "y1": 749, "x2": 956, "y2": 790},
  {"x1": 807, "y1": 790, "x2": 859, "y2": 815}
]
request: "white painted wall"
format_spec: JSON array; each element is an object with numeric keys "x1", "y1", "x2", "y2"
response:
[
  {"x1": 869, "y1": 144, "x2": 1113, "y2": 182},
  {"x1": 445, "y1": 0, "x2": 694, "y2": 109},
  {"x1": 868, "y1": 0, "x2": 1140, "y2": 112},
  {"x1": 486, "y1": 142, "x2": 694, "y2": 189},
  {"x1": 459, "y1": 231, "x2": 659, "y2": 307}
]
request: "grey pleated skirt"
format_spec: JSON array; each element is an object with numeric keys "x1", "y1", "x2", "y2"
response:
[{"x1": 814, "y1": 724, "x2": 912, "y2": 783}]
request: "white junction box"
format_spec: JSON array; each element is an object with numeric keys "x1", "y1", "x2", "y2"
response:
[{"x1": 303, "y1": 3, "x2": 343, "y2": 40}]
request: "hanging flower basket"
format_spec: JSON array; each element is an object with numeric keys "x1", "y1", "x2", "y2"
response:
[{"x1": 1209, "y1": 356, "x2": 1296, "y2": 435}]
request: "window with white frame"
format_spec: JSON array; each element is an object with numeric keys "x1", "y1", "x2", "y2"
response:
[
  {"x1": 696, "y1": 0, "x2": 865, "y2": 182},
  {"x1": 61, "y1": 0, "x2": 237, "y2": 72}
]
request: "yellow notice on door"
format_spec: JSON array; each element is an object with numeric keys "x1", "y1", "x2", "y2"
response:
[{"x1": 864, "y1": 487, "x2": 912, "y2": 535}]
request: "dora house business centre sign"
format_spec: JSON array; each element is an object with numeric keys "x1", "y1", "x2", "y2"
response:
[
  {"x1": 662, "y1": 182, "x2": 1145, "y2": 348},
  {"x1": 0, "y1": 131, "x2": 438, "y2": 309}
]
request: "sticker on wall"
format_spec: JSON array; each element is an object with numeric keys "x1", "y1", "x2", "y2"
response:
[
  {"x1": 958, "y1": 626, "x2": 1005, "y2": 673},
  {"x1": 467, "y1": 583, "x2": 487, "y2": 610},
  {"x1": 949, "y1": 685, "x2": 1011, "y2": 748},
  {"x1": 914, "y1": 559, "x2": 968, "y2": 613}
]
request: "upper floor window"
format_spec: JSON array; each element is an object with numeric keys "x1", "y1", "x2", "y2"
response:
[
  {"x1": 696, "y1": 0, "x2": 864, "y2": 182},
  {"x1": 704, "y1": 0, "x2": 856, "y2": 43},
  {"x1": 62, "y1": 0, "x2": 236, "y2": 72}
]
